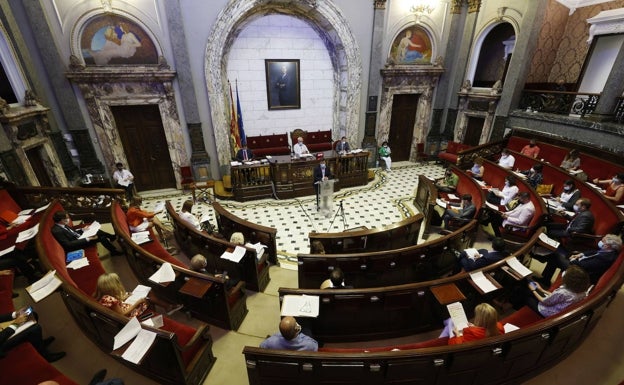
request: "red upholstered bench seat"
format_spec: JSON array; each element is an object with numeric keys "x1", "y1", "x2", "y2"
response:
[
  {"x1": 438, "y1": 142, "x2": 470, "y2": 165},
  {"x1": 305, "y1": 130, "x2": 333, "y2": 152},
  {"x1": 247, "y1": 133, "x2": 291, "y2": 157}
]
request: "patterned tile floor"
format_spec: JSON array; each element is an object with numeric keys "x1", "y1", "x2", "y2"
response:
[{"x1": 142, "y1": 161, "x2": 446, "y2": 260}]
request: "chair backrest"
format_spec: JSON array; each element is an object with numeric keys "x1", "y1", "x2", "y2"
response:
[{"x1": 180, "y1": 166, "x2": 194, "y2": 183}]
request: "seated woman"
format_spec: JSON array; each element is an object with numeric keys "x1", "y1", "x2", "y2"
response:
[
  {"x1": 560, "y1": 149, "x2": 580, "y2": 171},
  {"x1": 593, "y1": 174, "x2": 624, "y2": 204},
  {"x1": 524, "y1": 265, "x2": 590, "y2": 317},
  {"x1": 229, "y1": 232, "x2": 245, "y2": 245},
  {"x1": 95, "y1": 273, "x2": 180, "y2": 317},
  {"x1": 519, "y1": 163, "x2": 543, "y2": 189},
  {"x1": 466, "y1": 157, "x2": 484, "y2": 180},
  {"x1": 178, "y1": 199, "x2": 201, "y2": 230},
  {"x1": 440, "y1": 303, "x2": 504, "y2": 345},
  {"x1": 486, "y1": 175, "x2": 518, "y2": 207},
  {"x1": 126, "y1": 196, "x2": 171, "y2": 240},
  {"x1": 554, "y1": 179, "x2": 581, "y2": 212}
]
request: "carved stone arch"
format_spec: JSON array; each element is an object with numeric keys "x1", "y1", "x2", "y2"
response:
[{"x1": 205, "y1": 0, "x2": 362, "y2": 167}]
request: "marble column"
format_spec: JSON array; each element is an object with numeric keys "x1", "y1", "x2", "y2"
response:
[
  {"x1": 587, "y1": 44, "x2": 624, "y2": 121},
  {"x1": 363, "y1": 0, "x2": 387, "y2": 147}
]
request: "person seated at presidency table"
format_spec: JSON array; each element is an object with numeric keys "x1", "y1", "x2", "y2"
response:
[
  {"x1": 520, "y1": 265, "x2": 590, "y2": 318},
  {"x1": 439, "y1": 303, "x2": 504, "y2": 345},
  {"x1": 539, "y1": 234, "x2": 621, "y2": 284},
  {"x1": 260, "y1": 316, "x2": 318, "y2": 351},
  {"x1": 435, "y1": 167, "x2": 459, "y2": 193},
  {"x1": 484, "y1": 192, "x2": 535, "y2": 238},
  {"x1": 466, "y1": 157, "x2": 484, "y2": 180},
  {"x1": 0, "y1": 302, "x2": 66, "y2": 362},
  {"x1": 497, "y1": 148, "x2": 515, "y2": 169},
  {"x1": 520, "y1": 139, "x2": 540, "y2": 159},
  {"x1": 313, "y1": 159, "x2": 333, "y2": 210},
  {"x1": 293, "y1": 136, "x2": 310, "y2": 158},
  {"x1": 560, "y1": 149, "x2": 581, "y2": 171},
  {"x1": 51, "y1": 210, "x2": 122, "y2": 255},
  {"x1": 441, "y1": 193, "x2": 475, "y2": 229},
  {"x1": 518, "y1": 163, "x2": 543, "y2": 188},
  {"x1": 592, "y1": 173, "x2": 624, "y2": 205},
  {"x1": 236, "y1": 145, "x2": 254, "y2": 162},
  {"x1": 336, "y1": 136, "x2": 350, "y2": 154},
  {"x1": 546, "y1": 198, "x2": 594, "y2": 242},
  {"x1": 486, "y1": 175, "x2": 518, "y2": 207},
  {"x1": 455, "y1": 237, "x2": 509, "y2": 273}
]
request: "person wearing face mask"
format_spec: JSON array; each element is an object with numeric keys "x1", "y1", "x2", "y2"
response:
[
  {"x1": 486, "y1": 175, "x2": 518, "y2": 207},
  {"x1": 560, "y1": 149, "x2": 580, "y2": 171},
  {"x1": 435, "y1": 167, "x2": 459, "y2": 193},
  {"x1": 520, "y1": 139, "x2": 540, "y2": 159},
  {"x1": 293, "y1": 136, "x2": 309, "y2": 158},
  {"x1": 519, "y1": 163, "x2": 543, "y2": 188},
  {"x1": 539, "y1": 234, "x2": 622, "y2": 284},
  {"x1": 336, "y1": 136, "x2": 350, "y2": 154},
  {"x1": 555, "y1": 180, "x2": 581, "y2": 211},
  {"x1": 484, "y1": 192, "x2": 534, "y2": 237},
  {"x1": 313, "y1": 159, "x2": 333, "y2": 210},
  {"x1": 546, "y1": 198, "x2": 594, "y2": 242},
  {"x1": 497, "y1": 148, "x2": 515, "y2": 169},
  {"x1": 378, "y1": 141, "x2": 392, "y2": 171},
  {"x1": 592, "y1": 173, "x2": 624, "y2": 204}
]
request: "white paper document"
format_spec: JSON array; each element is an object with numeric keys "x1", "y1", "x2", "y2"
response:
[
  {"x1": 141, "y1": 314, "x2": 164, "y2": 329},
  {"x1": 124, "y1": 285, "x2": 152, "y2": 306},
  {"x1": 113, "y1": 316, "x2": 141, "y2": 350},
  {"x1": 26, "y1": 270, "x2": 62, "y2": 302},
  {"x1": 0, "y1": 245, "x2": 15, "y2": 257},
  {"x1": 436, "y1": 198, "x2": 447, "y2": 208},
  {"x1": 78, "y1": 221, "x2": 101, "y2": 239},
  {"x1": 18, "y1": 209, "x2": 34, "y2": 216},
  {"x1": 539, "y1": 233, "x2": 560, "y2": 249},
  {"x1": 152, "y1": 202, "x2": 165, "y2": 214},
  {"x1": 230, "y1": 161, "x2": 242, "y2": 166},
  {"x1": 11, "y1": 215, "x2": 32, "y2": 225},
  {"x1": 281, "y1": 294, "x2": 320, "y2": 317},
  {"x1": 16, "y1": 224, "x2": 39, "y2": 243},
  {"x1": 512, "y1": 171, "x2": 527, "y2": 179},
  {"x1": 503, "y1": 323, "x2": 520, "y2": 333},
  {"x1": 506, "y1": 257, "x2": 533, "y2": 278},
  {"x1": 67, "y1": 258, "x2": 90, "y2": 270},
  {"x1": 469, "y1": 271, "x2": 498, "y2": 293},
  {"x1": 121, "y1": 328, "x2": 157, "y2": 364},
  {"x1": 149, "y1": 262, "x2": 176, "y2": 283},
  {"x1": 220, "y1": 245, "x2": 246, "y2": 263},
  {"x1": 446, "y1": 302, "x2": 469, "y2": 331},
  {"x1": 34, "y1": 202, "x2": 51, "y2": 214},
  {"x1": 131, "y1": 231, "x2": 151, "y2": 245},
  {"x1": 245, "y1": 242, "x2": 267, "y2": 259},
  {"x1": 463, "y1": 248, "x2": 480, "y2": 260},
  {"x1": 485, "y1": 201, "x2": 500, "y2": 211},
  {"x1": 8, "y1": 320, "x2": 37, "y2": 339},
  {"x1": 447, "y1": 193, "x2": 459, "y2": 200}
]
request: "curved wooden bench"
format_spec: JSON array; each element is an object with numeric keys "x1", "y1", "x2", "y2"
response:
[
  {"x1": 243, "y1": 237, "x2": 624, "y2": 384},
  {"x1": 212, "y1": 201, "x2": 278, "y2": 265},
  {"x1": 36, "y1": 200, "x2": 216, "y2": 385},
  {"x1": 309, "y1": 213, "x2": 424, "y2": 254},
  {"x1": 111, "y1": 201, "x2": 248, "y2": 330},
  {"x1": 165, "y1": 201, "x2": 269, "y2": 293}
]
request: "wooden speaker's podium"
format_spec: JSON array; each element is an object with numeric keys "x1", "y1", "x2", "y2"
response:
[{"x1": 318, "y1": 179, "x2": 336, "y2": 217}]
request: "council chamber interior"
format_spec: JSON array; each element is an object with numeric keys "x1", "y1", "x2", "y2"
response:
[{"x1": 1, "y1": 0, "x2": 624, "y2": 384}]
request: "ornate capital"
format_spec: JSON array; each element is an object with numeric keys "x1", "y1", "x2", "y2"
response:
[
  {"x1": 450, "y1": 0, "x2": 464, "y2": 14},
  {"x1": 467, "y1": 0, "x2": 481, "y2": 13},
  {"x1": 374, "y1": 0, "x2": 387, "y2": 10}
]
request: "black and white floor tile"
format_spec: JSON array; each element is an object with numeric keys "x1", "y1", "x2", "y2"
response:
[{"x1": 142, "y1": 161, "x2": 446, "y2": 261}]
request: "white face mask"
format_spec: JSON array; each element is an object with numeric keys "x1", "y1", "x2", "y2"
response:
[
  {"x1": 504, "y1": 181, "x2": 510, "y2": 187},
  {"x1": 573, "y1": 204, "x2": 580, "y2": 212}
]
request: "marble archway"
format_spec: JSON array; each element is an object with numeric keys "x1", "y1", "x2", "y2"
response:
[{"x1": 205, "y1": 0, "x2": 362, "y2": 168}]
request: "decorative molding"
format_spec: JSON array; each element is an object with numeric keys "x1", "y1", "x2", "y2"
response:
[
  {"x1": 587, "y1": 8, "x2": 624, "y2": 43},
  {"x1": 374, "y1": 0, "x2": 387, "y2": 10},
  {"x1": 556, "y1": 0, "x2": 613, "y2": 15},
  {"x1": 450, "y1": 0, "x2": 464, "y2": 14},
  {"x1": 467, "y1": 0, "x2": 481, "y2": 13}
]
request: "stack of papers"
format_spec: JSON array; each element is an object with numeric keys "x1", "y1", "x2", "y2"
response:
[
  {"x1": 469, "y1": 271, "x2": 499, "y2": 293},
  {"x1": 539, "y1": 233, "x2": 560, "y2": 249},
  {"x1": 245, "y1": 242, "x2": 267, "y2": 259},
  {"x1": 78, "y1": 222, "x2": 101, "y2": 239},
  {"x1": 12, "y1": 215, "x2": 32, "y2": 225},
  {"x1": 569, "y1": 169, "x2": 584, "y2": 175},
  {"x1": 148, "y1": 262, "x2": 176, "y2": 283},
  {"x1": 124, "y1": 285, "x2": 152, "y2": 305},
  {"x1": 34, "y1": 202, "x2": 51, "y2": 214},
  {"x1": 220, "y1": 246, "x2": 246, "y2": 263},
  {"x1": 18, "y1": 209, "x2": 34, "y2": 216},
  {"x1": 351, "y1": 148, "x2": 363, "y2": 153},
  {"x1": 153, "y1": 202, "x2": 165, "y2": 214},
  {"x1": 506, "y1": 257, "x2": 533, "y2": 278},
  {"x1": 113, "y1": 317, "x2": 157, "y2": 364},
  {"x1": 230, "y1": 161, "x2": 242, "y2": 166},
  {"x1": 463, "y1": 248, "x2": 480, "y2": 260},
  {"x1": 446, "y1": 302, "x2": 469, "y2": 331},
  {"x1": 67, "y1": 257, "x2": 90, "y2": 270},
  {"x1": 447, "y1": 193, "x2": 459, "y2": 200},
  {"x1": 280, "y1": 294, "x2": 320, "y2": 317},
  {"x1": 503, "y1": 323, "x2": 520, "y2": 333},
  {"x1": 131, "y1": 231, "x2": 151, "y2": 245},
  {"x1": 16, "y1": 224, "x2": 39, "y2": 243},
  {"x1": 27, "y1": 270, "x2": 62, "y2": 302}
]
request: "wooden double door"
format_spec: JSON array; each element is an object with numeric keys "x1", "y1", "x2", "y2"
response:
[{"x1": 111, "y1": 105, "x2": 176, "y2": 191}]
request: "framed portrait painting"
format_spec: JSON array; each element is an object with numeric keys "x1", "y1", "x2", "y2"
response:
[{"x1": 265, "y1": 59, "x2": 301, "y2": 110}]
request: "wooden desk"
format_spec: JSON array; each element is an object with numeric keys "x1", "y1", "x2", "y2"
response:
[{"x1": 430, "y1": 283, "x2": 466, "y2": 305}]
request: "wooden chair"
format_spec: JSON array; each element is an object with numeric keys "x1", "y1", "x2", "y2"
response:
[
  {"x1": 180, "y1": 166, "x2": 194, "y2": 192},
  {"x1": 415, "y1": 142, "x2": 428, "y2": 164}
]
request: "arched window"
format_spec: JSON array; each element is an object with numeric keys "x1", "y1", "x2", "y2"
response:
[
  {"x1": 472, "y1": 23, "x2": 515, "y2": 88},
  {"x1": 0, "y1": 27, "x2": 26, "y2": 105}
]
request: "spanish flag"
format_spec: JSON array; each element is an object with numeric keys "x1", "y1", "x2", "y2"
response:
[{"x1": 229, "y1": 81, "x2": 241, "y2": 155}]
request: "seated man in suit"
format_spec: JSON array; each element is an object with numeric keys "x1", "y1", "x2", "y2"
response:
[
  {"x1": 441, "y1": 194, "x2": 476, "y2": 229},
  {"x1": 236, "y1": 145, "x2": 254, "y2": 162},
  {"x1": 313, "y1": 159, "x2": 333, "y2": 210},
  {"x1": 336, "y1": 136, "x2": 350, "y2": 154},
  {"x1": 546, "y1": 198, "x2": 594, "y2": 242},
  {"x1": 539, "y1": 234, "x2": 621, "y2": 284},
  {"x1": 51, "y1": 211, "x2": 121, "y2": 255},
  {"x1": 455, "y1": 237, "x2": 509, "y2": 273},
  {"x1": 260, "y1": 316, "x2": 318, "y2": 351}
]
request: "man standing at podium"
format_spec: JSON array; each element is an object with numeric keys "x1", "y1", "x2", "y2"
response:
[{"x1": 313, "y1": 159, "x2": 332, "y2": 210}]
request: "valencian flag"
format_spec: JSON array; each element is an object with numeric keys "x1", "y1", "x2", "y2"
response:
[
  {"x1": 228, "y1": 80, "x2": 241, "y2": 155},
  {"x1": 236, "y1": 82, "x2": 246, "y2": 146}
]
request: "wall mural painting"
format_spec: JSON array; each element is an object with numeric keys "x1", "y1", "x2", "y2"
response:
[
  {"x1": 80, "y1": 15, "x2": 158, "y2": 65},
  {"x1": 390, "y1": 26, "x2": 432, "y2": 64}
]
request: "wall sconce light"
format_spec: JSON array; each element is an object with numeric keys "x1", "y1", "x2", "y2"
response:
[{"x1": 410, "y1": 0, "x2": 436, "y2": 22}]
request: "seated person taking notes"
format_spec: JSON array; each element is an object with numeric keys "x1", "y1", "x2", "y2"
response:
[
  {"x1": 293, "y1": 136, "x2": 309, "y2": 157},
  {"x1": 51, "y1": 210, "x2": 121, "y2": 255},
  {"x1": 546, "y1": 198, "x2": 594, "y2": 242},
  {"x1": 441, "y1": 193, "x2": 475, "y2": 229},
  {"x1": 498, "y1": 148, "x2": 515, "y2": 169},
  {"x1": 435, "y1": 167, "x2": 459, "y2": 193},
  {"x1": 455, "y1": 237, "x2": 509, "y2": 273},
  {"x1": 484, "y1": 192, "x2": 535, "y2": 237}
]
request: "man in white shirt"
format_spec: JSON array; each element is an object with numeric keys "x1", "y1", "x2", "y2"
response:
[
  {"x1": 112, "y1": 162, "x2": 134, "y2": 202},
  {"x1": 497, "y1": 149, "x2": 515, "y2": 169},
  {"x1": 293, "y1": 136, "x2": 309, "y2": 157},
  {"x1": 489, "y1": 191, "x2": 535, "y2": 237}
]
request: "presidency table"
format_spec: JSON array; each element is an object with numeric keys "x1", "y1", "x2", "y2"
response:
[{"x1": 231, "y1": 150, "x2": 369, "y2": 201}]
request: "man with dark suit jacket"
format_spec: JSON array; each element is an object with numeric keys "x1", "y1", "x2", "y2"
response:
[
  {"x1": 336, "y1": 136, "x2": 350, "y2": 154},
  {"x1": 236, "y1": 145, "x2": 254, "y2": 162},
  {"x1": 441, "y1": 194, "x2": 476, "y2": 229},
  {"x1": 313, "y1": 159, "x2": 333, "y2": 210},
  {"x1": 456, "y1": 237, "x2": 510, "y2": 272},
  {"x1": 50, "y1": 211, "x2": 121, "y2": 255},
  {"x1": 0, "y1": 307, "x2": 65, "y2": 362},
  {"x1": 547, "y1": 198, "x2": 594, "y2": 241}
]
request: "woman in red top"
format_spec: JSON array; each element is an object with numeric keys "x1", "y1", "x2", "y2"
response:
[
  {"x1": 448, "y1": 303, "x2": 504, "y2": 345},
  {"x1": 126, "y1": 196, "x2": 170, "y2": 239},
  {"x1": 593, "y1": 174, "x2": 624, "y2": 204}
]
